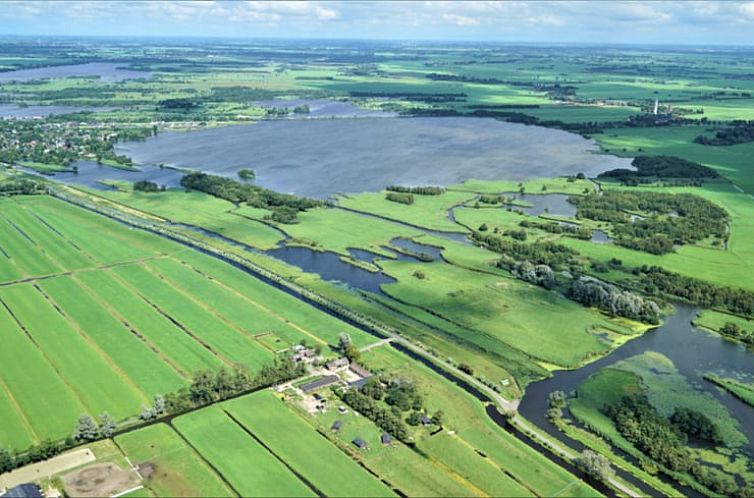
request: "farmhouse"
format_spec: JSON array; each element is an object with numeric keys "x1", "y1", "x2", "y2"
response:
[
  {"x1": 352, "y1": 437, "x2": 368, "y2": 450},
  {"x1": 326, "y1": 357, "x2": 349, "y2": 371},
  {"x1": 300, "y1": 375, "x2": 340, "y2": 393},
  {"x1": 291, "y1": 344, "x2": 318, "y2": 364}
]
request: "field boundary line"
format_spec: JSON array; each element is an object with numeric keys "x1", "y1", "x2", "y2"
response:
[
  {"x1": 221, "y1": 408, "x2": 325, "y2": 497},
  {"x1": 105, "y1": 268, "x2": 235, "y2": 367},
  {"x1": 32, "y1": 283, "x2": 151, "y2": 405},
  {"x1": 449, "y1": 432, "x2": 540, "y2": 497},
  {"x1": 172, "y1": 257, "x2": 328, "y2": 346},
  {"x1": 71, "y1": 274, "x2": 191, "y2": 380},
  {"x1": 0, "y1": 295, "x2": 95, "y2": 417},
  {"x1": 167, "y1": 421, "x2": 242, "y2": 498},
  {"x1": 139, "y1": 261, "x2": 277, "y2": 358},
  {"x1": 0, "y1": 369, "x2": 40, "y2": 445}
]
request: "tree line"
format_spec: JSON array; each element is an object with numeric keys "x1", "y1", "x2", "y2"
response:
[
  {"x1": 385, "y1": 191, "x2": 414, "y2": 204},
  {"x1": 0, "y1": 179, "x2": 47, "y2": 196},
  {"x1": 694, "y1": 122, "x2": 754, "y2": 146},
  {"x1": 624, "y1": 265, "x2": 754, "y2": 318},
  {"x1": 0, "y1": 358, "x2": 303, "y2": 475},
  {"x1": 385, "y1": 185, "x2": 445, "y2": 195},
  {"x1": 568, "y1": 277, "x2": 661, "y2": 324},
  {"x1": 180, "y1": 172, "x2": 322, "y2": 223},
  {"x1": 598, "y1": 155, "x2": 719, "y2": 183}
]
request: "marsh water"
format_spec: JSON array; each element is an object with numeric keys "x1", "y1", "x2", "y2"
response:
[
  {"x1": 0, "y1": 104, "x2": 112, "y2": 118},
  {"x1": 518, "y1": 304, "x2": 754, "y2": 456},
  {"x1": 113, "y1": 116, "x2": 633, "y2": 198},
  {"x1": 0, "y1": 62, "x2": 151, "y2": 82}
]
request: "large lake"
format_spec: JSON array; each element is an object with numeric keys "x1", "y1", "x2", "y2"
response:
[
  {"x1": 115, "y1": 117, "x2": 632, "y2": 197},
  {"x1": 0, "y1": 62, "x2": 151, "y2": 82}
]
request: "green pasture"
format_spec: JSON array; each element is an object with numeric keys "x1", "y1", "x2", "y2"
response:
[
  {"x1": 224, "y1": 391, "x2": 395, "y2": 497},
  {"x1": 173, "y1": 406, "x2": 314, "y2": 497},
  {"x1": 115, "y1": 423, "x2": 235, "y2": 497}
]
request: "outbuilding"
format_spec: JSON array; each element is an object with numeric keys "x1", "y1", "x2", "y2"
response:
[
  {"x1": 1, "y1": 484, "x2": 43, "y2": 498},
  {"x1": 352, "y1": 437, "x2": 368, "y2": 450},
  {"x1": 331, "y1": 420, "x2": 342, "y2": 432},
  {"x1": 381, "y1": 433, "x2": 393, "y2": 445}
]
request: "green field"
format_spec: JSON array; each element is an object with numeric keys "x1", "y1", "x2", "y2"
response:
[
  {"x1": 115, "y1": 424, "x2": 235, "y2": 497},
  {"x1": 173, "y1": 407, "x2": 315, "y2": 497},
  {"x1": 0, "y1": 194, "x2": 379, "y2": 450},
  {"x1": 224, "y1": 391, "x2": 395, "y2": 497}
]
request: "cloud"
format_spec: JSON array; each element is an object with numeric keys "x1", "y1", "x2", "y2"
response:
[
  {"x1": 0, "y1": 1, "x2": 753, "y2": 43},
  {"x1": 442, "y1": 13, "x2": 480, "y2": 27}
]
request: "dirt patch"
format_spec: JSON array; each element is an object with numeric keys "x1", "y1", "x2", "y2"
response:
[
  {"x1": 63, "y1": 463, "x2": 141, "y2": 498},
  {"x1": 137, "y1": 462, "x2": 155, "y2": 479}
]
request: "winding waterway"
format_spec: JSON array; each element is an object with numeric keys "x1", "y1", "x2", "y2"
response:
[{"x1": 519, "y1": 304, "x2": 754, "y2": 456}]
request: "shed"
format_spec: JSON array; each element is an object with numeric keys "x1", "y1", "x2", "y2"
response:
[
  {"x1": 352, "y1": 437, "x2": 368, "y2": 450},
  {"x1": 331, "y1": 420, "x2": 342, "y2": 432},
  {"x1": 421, "y1": 415, "x2": 432, "y2": 426},
  {"x1": 1, "y1": 484, "x2": 43, "y2": 498},
  {"x1": 349, "y1": 363, "x2": 372, "y2": 378},
  {"x1": 381, "y1": 433, "x2": 392, "y2": 445},
  {"x1": 348, "y1": 377, "x2": 370, "y2": 390}
]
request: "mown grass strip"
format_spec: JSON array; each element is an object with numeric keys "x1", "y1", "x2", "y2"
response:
[
  {"x1": 173, "y1": 407, "x2": 316, "y2": 497},
  {"x1": 0, "y1": 284, "x2": 145, "y2": 421},
  {"x1": 115, "y1": 423, "x2": 236, "y2": 498},
  {"x1": 38, "y1": 275, "x2": 186, "y2": 397},
  {"x1": 224, "y1": 391, "x2": 396, "y2": 498}
]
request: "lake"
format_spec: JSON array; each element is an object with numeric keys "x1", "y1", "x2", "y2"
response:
[
  {"x1": 0, "y1": 62, "x2": 151, "y2": 82},
  {"x1": 115, "y1": 117, "x2": 633, "y2": 198}
]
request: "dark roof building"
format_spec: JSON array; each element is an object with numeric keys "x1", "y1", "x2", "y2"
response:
[
  {"x1": 352, "y1": 437, "x2": 368, "y2": 449},
  {"x1": 381, "y1": 433, "x2": 392, "y2": 445},
  {"x1": 421, "y1": 415, "x2": 432, "y2": 426},
  {"x1": 2, "y1": 484, "x2": 43, "y2": 498},
  {"x1": 349, "y1": 363, "x2": 372, "y2": 378},
  {"x1": 331, "y1": 420, "x2": 342, "y2": 432},
  {"x1": 300, "y1": 375, "x2": 340, "y2": 393},
  {"x1": 348, "y1": 377, "x2": 370, "y2": 390}
]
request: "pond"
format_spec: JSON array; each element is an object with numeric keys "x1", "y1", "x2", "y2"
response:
[
  {"x1": 38, "y1": 161, "x2": 185, "y2": 190},
  {"x1": 0, "y1": 62, "x2": 151, "y2": 82},
  {"x1": 518, "y1": 304, "x2": 754, "y2": 456},
  {"x1": 509, "y1": 193, "x2": 577, "y2": 217},
  {"x1": 114, "y1": 117, "x2": 633, "y2": 198}
]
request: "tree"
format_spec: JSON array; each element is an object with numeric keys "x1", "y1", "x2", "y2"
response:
[
  {"x1": 98, "y1": 412, "x2": 116, "y2": 438},
  {"x1": 406, "y1": 411, "x2": 423, "y2": 426},
  {"x1": 238, "y1": 168, "x2": 256, "y2": 181},
  {"x1": 74, "y1": 414, "x2": 99, "y2": 441},
  {"x1": 0, "y1": 447, "x2": 14, "y2": 473},
  {"x1": 431, "y1": 410, "x2": 444, "y2": 426},
  {"x1": 575, "y1": 450, "x2": 614, "y2": 481},
  {"x1": 153, "y1": 394, "x2": 166, "y2": 415},
  {"x1": 139, "y1": 405, "x2": 156, "y2": 421}
]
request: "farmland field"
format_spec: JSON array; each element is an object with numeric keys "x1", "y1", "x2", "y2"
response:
[{"x1": 0, "y1": 194, "x2": 380, "y2": 450}]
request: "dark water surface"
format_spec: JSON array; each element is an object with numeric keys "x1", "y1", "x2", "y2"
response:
[
  {"x1": 115, "y1": 117, "x2": 633, "y2": 198},
  {"x1": 519, "y1": 304, "x2": 754, "y2": 455},
  {"x1": 0, "y1": 104, "x2": 112, "y2": 118}
]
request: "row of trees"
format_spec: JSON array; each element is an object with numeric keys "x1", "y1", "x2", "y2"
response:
[
  {"x1": 338, "y1": 388, "x2": 409, "y2": 441},
  {"x1": 519, "y1": 219, "x2": 592, "y2": 240},
  {"x1": 473, "y1": 231, "x2": 578, "y2": 269},
  {"x1": 0, "y1": 179, "x2": 47, "y2": 196},
  {"x1": 598, "y1": 155, "x2": 719, "y2": 181},
  {"x1": 570, "y1": 191, "x2": 728, "y2": 254},
  {"x1": 0, "y1": 358, "x2": 304, "y2": 475},
  {"x1": 625, "y1": 265, "x2": 754, "y2": 318},
  {"x1": 180, "y1": 172, "x2": 321, "y2": 223},
  {"x1": 385, "y1": 185, "x2": 444, "y2": 195},
  {"x1": 385, "y1": 191, "x2": 414, "y2": 204},
  {"x1": 568, "y1": 277, "x2": 661, "y2": 324},
  {"x1": 694, "y1": 122, "x2": 754, "y2": 146}
]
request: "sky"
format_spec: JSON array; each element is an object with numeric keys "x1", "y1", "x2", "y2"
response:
[{"x1": 1, "y1": 1, "x2": 754, "y2": 45}]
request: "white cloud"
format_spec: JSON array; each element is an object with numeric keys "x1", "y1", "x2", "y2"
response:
[{"x1": 442, "y1": 13, "x2": 480, "y2": 26}]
